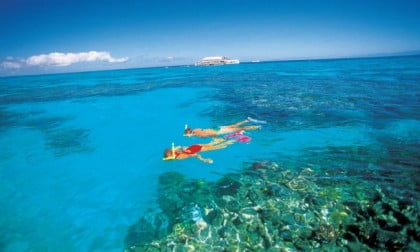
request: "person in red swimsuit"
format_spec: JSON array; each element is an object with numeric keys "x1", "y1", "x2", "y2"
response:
[{"x1": 163, "y1": 138, "x2": 235, "y2": 163}]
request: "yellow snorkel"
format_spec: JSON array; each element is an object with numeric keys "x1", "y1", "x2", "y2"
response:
[{"x1": 163, "y1": 142, "x2": 176, "y2": 161}]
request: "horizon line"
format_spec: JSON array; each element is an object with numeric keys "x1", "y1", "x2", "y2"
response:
[{"x1": 1, "y1": 52, "x2": 420, "y2": 78}]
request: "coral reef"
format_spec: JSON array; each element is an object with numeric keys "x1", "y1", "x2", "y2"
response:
[
  {"x1": 45, "y1": 128, "x2": 92, "y2": 156},
  {"x1": 125, "y1": 161, "x2": 419, "y2": 251}
]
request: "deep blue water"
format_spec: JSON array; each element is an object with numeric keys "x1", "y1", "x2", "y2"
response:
[{"x1": 0, "y1": 56, "x2": 419, "y2": 251}]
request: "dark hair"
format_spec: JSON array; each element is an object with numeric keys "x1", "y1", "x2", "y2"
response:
[
  {"x1": 163, "y1": 149, "x2": 173, "y2": 157},
  {"x1": 184, "y1": 128, "x2": 193, "y2": 134}
]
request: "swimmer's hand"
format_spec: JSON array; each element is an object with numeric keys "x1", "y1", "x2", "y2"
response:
[
  {"x1": 196, "y1": 154, "x2": 213, "y2": 164},
  {"x1": 204, "y1": 158, "x2": 213, "y2": 164}
]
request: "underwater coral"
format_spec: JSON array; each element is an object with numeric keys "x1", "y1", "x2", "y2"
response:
[{"x1": 125, "y1": 161, "x2": 419, "y2": 251}]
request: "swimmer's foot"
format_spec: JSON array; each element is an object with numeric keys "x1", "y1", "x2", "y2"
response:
[{"x1": 247, "y1": 117, "x2": 267, "y2": 124}]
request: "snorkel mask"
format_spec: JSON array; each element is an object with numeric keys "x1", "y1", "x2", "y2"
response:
[{"x1": 163, "y1": 142, "x2": 176, "y2": 161}]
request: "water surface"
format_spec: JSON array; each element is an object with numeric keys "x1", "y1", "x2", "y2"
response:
[{"x1": 0, "y1": 56, "x2": 419, "y2": 251}]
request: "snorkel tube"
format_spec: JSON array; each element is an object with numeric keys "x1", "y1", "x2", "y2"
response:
[{"x1": 163, "y1": 142, "x2": 176, "y2": 161}]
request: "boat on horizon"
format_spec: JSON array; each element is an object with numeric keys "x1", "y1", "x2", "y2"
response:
[{"x1": 195, "y1": 56, "x2": 240, "y2": 66}]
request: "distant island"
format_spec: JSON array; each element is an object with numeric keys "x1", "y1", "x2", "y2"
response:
[{"x1": 195, "y1": 56, "x2": 240, "y2": 66}]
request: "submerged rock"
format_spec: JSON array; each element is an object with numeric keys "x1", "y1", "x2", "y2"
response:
[
  {"x1": 125, "y1": 208, "x2": 169, "y2": 247},
  {"x1": 125, "y1": 163, "x2": 419, "y2": 251},
  {"x1": 214, "y1": 176, "x2": 242, "y2": 197},
  {"x1": 158, "y1": 172, "x2": 185, "y2": 188}
]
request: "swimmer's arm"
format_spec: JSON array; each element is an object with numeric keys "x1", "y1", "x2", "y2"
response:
[{"x1": 194, "y1": 154, "x2": 213, "y2": 164}]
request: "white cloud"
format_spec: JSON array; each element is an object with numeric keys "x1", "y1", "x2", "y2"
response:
[
  {"x1": 1, "y1": 61, "x2": 21, "y2": 69},
  {"x1": 26, "y1": 51, "x2": 128, "y2": 67}
]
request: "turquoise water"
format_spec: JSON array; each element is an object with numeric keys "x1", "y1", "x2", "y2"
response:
[{"x1": 0, "y1": 56, "x2": 419, "y2": 251}]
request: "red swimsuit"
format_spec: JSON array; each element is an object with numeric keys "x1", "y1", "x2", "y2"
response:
[{"x1": 175, "y1": 144, "x2": 202, "y2": 157}]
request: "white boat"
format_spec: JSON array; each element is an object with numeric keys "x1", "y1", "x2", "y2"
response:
[{"x1": 195, "y1": 56, "x2": 240, "y2": 66}]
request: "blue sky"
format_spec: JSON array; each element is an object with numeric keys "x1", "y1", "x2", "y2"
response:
[{"x1": 1, "y1": 0, "x2": 420, "y2": 75}]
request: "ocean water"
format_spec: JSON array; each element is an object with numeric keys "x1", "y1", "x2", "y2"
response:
[{"x1": 0, "y1": 56, "x2": 419, "y2": 251}]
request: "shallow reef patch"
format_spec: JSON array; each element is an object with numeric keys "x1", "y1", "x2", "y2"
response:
[
  {"x1": 44, "y1": 128, "x2": 92, "y2": 157},
  {"x1": 125, "y1": 161, "x2": 419, "y2": 251}
]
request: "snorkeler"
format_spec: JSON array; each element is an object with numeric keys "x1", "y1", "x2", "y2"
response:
[
  {"x1": 163, "y1": 138, "x2": 235, "y2": 163},
  {"x1": 184, "y1": 119, "x2": 261, "y2": 137}
]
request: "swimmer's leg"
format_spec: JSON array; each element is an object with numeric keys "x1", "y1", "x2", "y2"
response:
[
  {"x1": 199, "y1": 138, "x2": 224, "y2": 149},
  {"x1": 226, "y1": 120, "x2": 249, "y2": 128},
  {"x1": 218, "y1": 121, "x2": 249, "y2": 134},
  {"x1": 241, "y1": 125, "x2": 261, "y2": 131},
  {"x1": 201, "y1": 139, "x2": 235, "y2": 152},
  {"x1": 210, "y1": 137, "x2": 225, "y2": 144}
]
